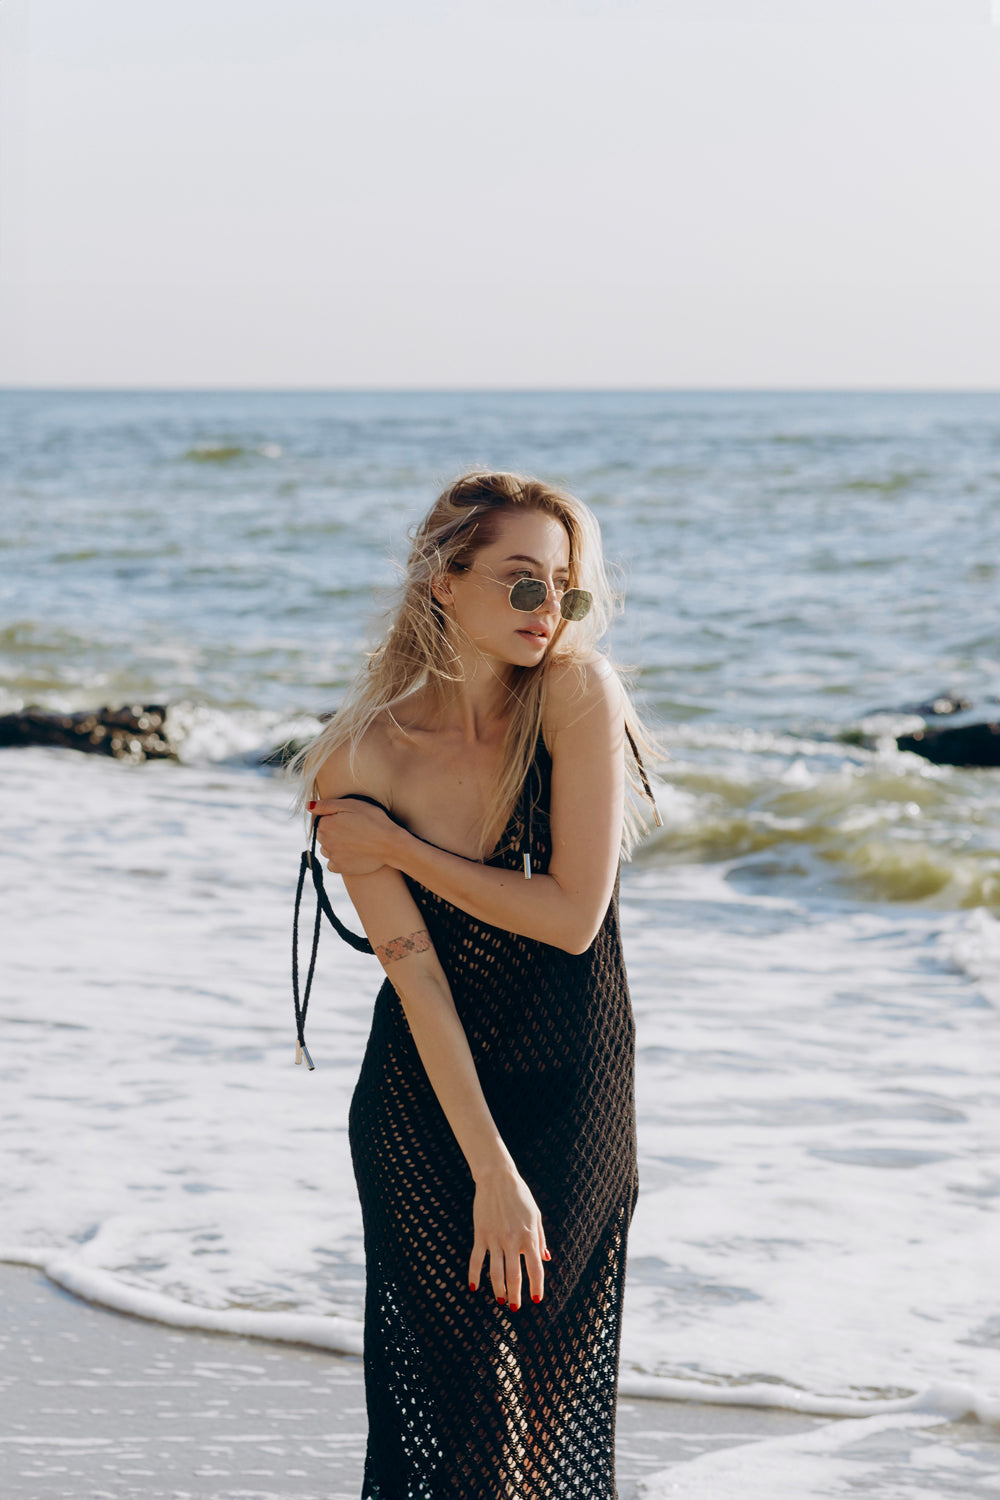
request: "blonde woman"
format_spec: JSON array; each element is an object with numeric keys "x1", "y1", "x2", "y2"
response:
[{"x1": 294, "y1": 471, "x2": 660, "y2": 1498}]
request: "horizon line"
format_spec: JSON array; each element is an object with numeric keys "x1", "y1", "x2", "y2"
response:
[{"x1": 2, "y1": 384, "x2": 999, "y2": 397}]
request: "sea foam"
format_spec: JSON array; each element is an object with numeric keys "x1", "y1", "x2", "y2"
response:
[{"x1": 1, "y1": 746, "x2": 998, "y2": 1428}]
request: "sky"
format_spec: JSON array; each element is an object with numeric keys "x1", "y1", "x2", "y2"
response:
[{"x1": 1, "y1": 0, "x2": 999, "y2": 389}]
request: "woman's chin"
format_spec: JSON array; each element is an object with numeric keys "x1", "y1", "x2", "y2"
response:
[
  {"x1": 470, "y1": 634, "x2": 550, "y2": 671},
  {"x1": 514, "y1": 630, "x2": 549, "y2": 653}
]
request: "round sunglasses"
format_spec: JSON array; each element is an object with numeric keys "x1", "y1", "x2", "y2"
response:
[{"x1": 472, "y1": 568, "x2": 593, "y2": 622}]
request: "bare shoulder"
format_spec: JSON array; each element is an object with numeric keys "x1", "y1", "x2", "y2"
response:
[
  {"x1": 313, "y1": 715, "x2": 394, "y2": 804},
  {"x1": 544, "y1": 651, "x2": 624, "y2": 741}
]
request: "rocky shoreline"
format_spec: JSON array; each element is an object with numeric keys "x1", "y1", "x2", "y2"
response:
[
  {"x1": 0, "y1": 704, "x2": 173, "y2": 762},
  {"x1": 3, "y1": 692, "x2": 1000, "y2": 768}
]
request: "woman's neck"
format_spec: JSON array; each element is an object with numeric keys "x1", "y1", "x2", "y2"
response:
[
  {"x1": 437, "y1": 678, "x2": 515, "y2": 744},
  {"x1": 409, "y1": 656, "x2": 517, "y2": 746}
]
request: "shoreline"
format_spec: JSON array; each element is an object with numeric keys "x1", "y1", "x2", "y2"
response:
[
  {"x1": 1, "y1": 1262, "x2": 828, "y2": 1499},
  {"x1": 5, "y1": 1262, "x2": 996, "y2": 1500},
  {"x1": 4, "y1": 1247, "x2": 996, "y2": 1428}
]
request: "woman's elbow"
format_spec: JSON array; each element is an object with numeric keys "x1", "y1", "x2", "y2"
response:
[
  {"x1": 556, "y1": 914, "x2": 603, "y2": 956},
  {"x1": 546, "y1": 883, "x2": 606, "y2": 955}
]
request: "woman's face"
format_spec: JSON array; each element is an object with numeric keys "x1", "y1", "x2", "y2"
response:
[{"x1": 440, "y1": 509, "x2": 572, "y2": 668}]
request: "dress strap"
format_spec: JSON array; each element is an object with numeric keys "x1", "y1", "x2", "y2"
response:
[{"x1": 292, "y1": 796, "x2": 376, "y2": 1071}]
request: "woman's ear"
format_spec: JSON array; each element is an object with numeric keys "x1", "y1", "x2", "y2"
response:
[{"x1": 430, "y1": 572, "x2": 454, "y2": 609}]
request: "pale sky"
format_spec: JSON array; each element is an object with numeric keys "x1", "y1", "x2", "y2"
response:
[{"x1": 2, "y1": 0, "x2": 999, "y2": 388}]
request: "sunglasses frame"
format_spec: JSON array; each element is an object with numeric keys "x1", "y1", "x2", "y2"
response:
[
  {"x1": 469, "y1": 567, "x2": 593, "y2": 622},
  {"x1": 510, "y1": 576, "x2": 593, "y2": 622}
]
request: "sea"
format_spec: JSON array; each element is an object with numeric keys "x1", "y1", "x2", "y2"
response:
[{"x1": 1, "y1": 389, "x2": 999, "y2": 1496}]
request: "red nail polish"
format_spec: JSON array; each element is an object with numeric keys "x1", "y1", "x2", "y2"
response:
[
  {"x1": 307, "y1": 801, "x2": 316, "y2": 810},
  {"x1": 469, "y1": 1282, "x2": 477, "y2": 1292},
  {"x1": 509, "y1": 1302, "x2": 519, "y2": 1312},
  {"x1": 543, "y1": 1249, "x2": 551, "y2": 1261},
  {"x1": 532, "y1": 1294, "x2": 541, "y2": 1303},
  {"x1": 495, "y1": 1294, "x2": 506, "y2": 1304}
]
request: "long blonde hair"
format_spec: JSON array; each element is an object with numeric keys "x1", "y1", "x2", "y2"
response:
[{"x1": 292, "y1": 470, "x2": 661, "y2": 858}]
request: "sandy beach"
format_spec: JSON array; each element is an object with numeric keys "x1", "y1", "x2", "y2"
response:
[{"x1": 0, "y1": 1263, "x2": 832, "y2": 1499}]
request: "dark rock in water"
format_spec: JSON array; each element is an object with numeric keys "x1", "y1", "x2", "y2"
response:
[
  {"x1": 910, "y1": 694, "x2": 974, "y2": 718},
  {"x1": 871, "y1": 692, "x2": 978, "y2": 719},
  {"x1": 0, "y1": 705, "x2": 174, "y2": 761},
  {"x1": 897, "y1": 720, "x2": 1000, "y2": 768},
  {"x1": 844, "y1": 688, "x2": 1000, "y2": 768}
]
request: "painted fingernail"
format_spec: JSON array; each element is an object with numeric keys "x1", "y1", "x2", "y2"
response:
[
  {"x1": 469, "y1": 1282, "x2": 477, "y2": 1292},
  {"x1": 307, "y1": 801, "x2": 316, "y2": 810},
  {"x1": 543, "y1": 1249, "x2": 551, "y2": 1261},
  {"x1": 495, "y1": 1294, "x2": 506, "y2": 1304},
  {"x1": 509, "y1": 1302, "x2": 519, "y2": 1312},
  {"x1": 532, "y1": 1294, "x2": 541, "y2": 1303}
]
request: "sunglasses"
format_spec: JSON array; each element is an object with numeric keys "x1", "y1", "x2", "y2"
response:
[{"x1": 472, "y1": 568, "x2": 594, "y2": 622}]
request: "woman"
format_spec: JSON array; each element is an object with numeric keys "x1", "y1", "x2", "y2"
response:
[{"x1": 295, "y1": 470, "x2": 660, "y2": 1498}]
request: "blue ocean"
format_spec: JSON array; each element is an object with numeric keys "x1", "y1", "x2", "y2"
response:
[{"x1": 1, "y1": 390, "x2": 998, "y2": 1495}]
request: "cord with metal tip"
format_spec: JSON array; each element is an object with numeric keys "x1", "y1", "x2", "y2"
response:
[
  {"x1": 626, "y1": 724, "x2": 663, "y2": 827},
  {"x1": 292, "y1": 817, "x2": 374, "y2": 1069}
]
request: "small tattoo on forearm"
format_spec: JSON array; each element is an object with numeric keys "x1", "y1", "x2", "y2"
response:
[{"x1": 376, "y1": 929, "x2": 431, "y2": 964}]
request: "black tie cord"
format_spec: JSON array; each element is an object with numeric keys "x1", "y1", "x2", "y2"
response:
[
  {"x1": 292, "y1": 809, "x2": 374, "y2": 1071},
  {"x1": 626, "y1": 724, "x2": 663, "y2": 828}
]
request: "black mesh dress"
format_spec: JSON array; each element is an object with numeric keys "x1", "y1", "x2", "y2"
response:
[{"x1": 335, "y1": 734, "x2": 639, "y2": 1498}]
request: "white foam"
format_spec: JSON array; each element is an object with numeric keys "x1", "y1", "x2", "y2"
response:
[
  {"x1": 942, "y1": 905, "x2": 1000, "y2": 1007},
  {"x1": 0, "y1": 1245, "x2": 364, "y2": 1355},
  {"x1": 163, "y1": 701, "x2": 320, "y2": 765},
  {"x1": 637, "y1": 1409, "x2": 998, "y2": 1498},
  {"x1": 2, "y1": 1241, "x2": 994, "y2": 1427},
  {"x1": 2, "y1": 748, "x2": 999, "y2": 1427},
  {"x1": 619, "y1": 1371, "x2": 999, "y2": 1424}
]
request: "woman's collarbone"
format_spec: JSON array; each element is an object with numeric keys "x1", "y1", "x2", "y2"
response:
[{"x1": 389, "y1": 760, "x2": 506, "y2": 861}]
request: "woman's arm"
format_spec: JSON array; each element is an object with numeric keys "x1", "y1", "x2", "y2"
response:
[
  {"x1": 314, "y1": 748, "x2": 549, "y2": 1310},
  {"x1": 314, "y1": 658, "x2": 625, "y2": 955}
]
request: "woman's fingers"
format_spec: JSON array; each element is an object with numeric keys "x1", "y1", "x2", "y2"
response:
[
  {"x1": 468, "y1": 1171, "x2": 547, "y2": 1309},
  {"x1": 315, "y1": 812, "x2": 344, "y2": 862},
  {"x1": 506, "y1": 1249, "x2": 522, "y2": 1312},
  {"x1": 500, "y1": 1246, "x2": 545, "y2": 1311},
  {"x1": 525, "y1": 1243, "x2": 544, "y2": 1306},
  {"x1": 315, "y1": 811, "x2": 387, "y2": 876},
  {"x1": 487, "y1": 1244, "x2": 506, "y2": 1304},
  {"x1": 474, "y1": 1244, "x2": 544, "y2": 1312},
  {"x1": 315, "y1": 816, "x2": 383, "y2": 876},
  {"x1": 468, "y1": 1239, "x2": 486, "y2": 1295}
]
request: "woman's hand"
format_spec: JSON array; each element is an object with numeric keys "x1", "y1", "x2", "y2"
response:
[
  {"x1": 469, "y1": 1163, "x2": 550, "y2": 1311},
  {"x1": 309, "y1": 798, "x2": 399, "y2": 877}
]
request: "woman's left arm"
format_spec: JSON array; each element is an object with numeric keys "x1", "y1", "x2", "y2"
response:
[{"x1": 314, "y1": 659, "x2": 625, "y2": 955}]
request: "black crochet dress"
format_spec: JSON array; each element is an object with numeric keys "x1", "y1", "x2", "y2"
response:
[{"x1": 340, "y1": 734, "x2": 639, "y2": 1498}]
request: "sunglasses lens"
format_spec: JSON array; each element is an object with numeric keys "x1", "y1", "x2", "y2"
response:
[
  {"x1": 560, "y1": 589, "x2": 592, "y2": 621},
  {"x1": 509, "y1": 578, "x2": 548, "y2": 612}
]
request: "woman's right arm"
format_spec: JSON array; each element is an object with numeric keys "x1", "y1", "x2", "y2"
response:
[{"x1": 314, "y1": 746, "x2": 549, "y2": 1312}]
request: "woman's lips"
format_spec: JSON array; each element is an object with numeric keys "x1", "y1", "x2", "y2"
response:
[{"x1": 517, "y1": 627, "x2": 549, "y2": 642}]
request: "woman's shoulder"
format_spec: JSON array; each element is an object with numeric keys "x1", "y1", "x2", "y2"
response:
[
  {"x1": 312, "y1": 715, "x2": 395, "y2": 804},
  {"x1": 543, "y1": 651, "x2": 624, "y2": 740}
]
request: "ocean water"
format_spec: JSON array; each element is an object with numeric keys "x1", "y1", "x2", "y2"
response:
[{"x1": 2, "y1": 390, "x2": 999, "y2": 1492}]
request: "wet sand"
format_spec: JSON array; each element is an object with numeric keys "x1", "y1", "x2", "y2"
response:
[{"x1": 0, "y1": 1263, "x2": 829, "y2": 1498}]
